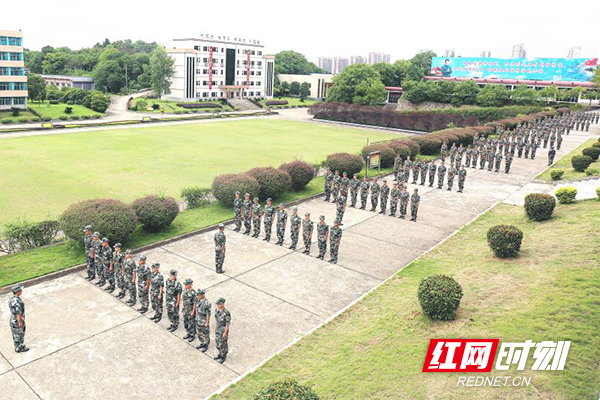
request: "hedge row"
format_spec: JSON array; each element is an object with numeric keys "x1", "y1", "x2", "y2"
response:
[{"x1": 176, "y1": 103, "x2": 222, "y2": 109}]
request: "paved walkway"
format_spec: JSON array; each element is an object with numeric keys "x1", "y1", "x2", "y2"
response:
[{"x1": 0, "y1": 124, "x2": 597, "y2": 400}]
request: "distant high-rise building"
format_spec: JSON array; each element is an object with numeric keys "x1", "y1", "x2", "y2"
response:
[
  {"x1": 318, "y1": 57, "x2": 333, "y2": 73},
  {"x1": 0, "y1": 29, "x2": 26, "y2": 110},
  {"x1": 480, "y1": 50, "x2": 492, "y2": 58},
  {"x1": 567, "y1": 46, "x2": 581, "y2": 59},
  {"x1": 333, "y1": 57, "x2": 350, "y2": 74},
  {"x1": 511, "y1": 44, "x2": 527, "y2": 58},
  {"x1": 443, "y1": 49, "x2": 456, "y2": 57},
  {"x1": 350, "y1": 55, "x2": 366, "y2": 65},
  {"x1": 368, "y1": 51, "x2": 391, "y2": 65}
]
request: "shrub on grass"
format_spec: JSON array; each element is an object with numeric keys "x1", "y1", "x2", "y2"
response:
[
  {"x1": 59, "y1": 199, "x2": 137, "y2": 244},
  {"x1": 1, "y1": 220, "x2": 60, "y2": 254},
  {"x1": 582, "y1": 147, "x2": 600, "y2": 161},
  {"x1": 417, "y1": 275, "x2": 463, "y2": 321},
  {"x1": 64, "y1": 107, "x2": 73, "y2": 114},
  {"x1": 42, "y1": 116, "x2": 52, "y2": 121},
  {"x1": 70, "y1": 115, "x2": 80, "y2": 120},
  {"x1": 413, "y1": 136, "x2": 442, "y2": 155},
  {"x1": 58, "y1": 115, "x2": 69, "y2": 121},
  {"x1": 593, "y1": 142, "x2": 600, "y2": 149},
  {"x1": 17, "y1": 117, "x2": 29, "y2": 123},
  {"x1": 132, "y1": 195, "x2": 180, "y2": 232},
  {"x1": 254, "y1": 379, "x2": 319, "y2": 400},
  {"x1": 265, "y1": 100, "x2": 289, "y2": 106},
  {"x1": 550, "y1": 169, "x2": 564, "y2": 181},
  {"x1": 386, "y1": 141, "x2": 411, "y2": 160},
  {"x1": 49, "y1": 100, "x2": 59, "y2": 105},
  {"x1": 586, "y1": 168, "x2": 599, "y2": 176},
  {"x1": 10, "y1": 107, "x2": 20, "y2": 117},
  {"x1": 212, "y1": 174, "x2": 260, "y2": 206},
  {"x1": 555, "y1": 187, "x2": 577, "y2": 204},
  {"x1": 399, "y1": 140, "x2": 420, "y2": 157},
  {"x1": 81, "y1": 115, "x2": 91, "y2": 120},
  {"x1": 571, "y1": 155, "x2": 593, "y2": 172},
  {"x1": 487, "y1": 225, "x2": 523, "y2": 258},
  {"x1": 524, "y1": 193, "x2": 556, "y2": 221},
  {"x1": 360, "y1": 144, "x2": 395, "y2": 168},
  {"x1": 246, "y1": 167, "x2": 292, "y2": 200},
  {"x1": 279, "y1": 160, "x2": 316, "y2": 191},
  {"x1": 324, "y1": 153, "x2": 364, "y2": 177},
  {"x1": 181, "y1": 187, "x2": 212, "y2": 208},
  {"x1": 1, "y1": 119, "x2": 12, "y2": 124}
]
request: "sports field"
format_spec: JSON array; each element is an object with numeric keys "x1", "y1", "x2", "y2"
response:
[{"x1": 0, "y1": 119, "x2": 398, "y2": 223}]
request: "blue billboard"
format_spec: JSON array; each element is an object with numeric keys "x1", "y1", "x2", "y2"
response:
[{"x1": 430, "y1": 57, "x2": 597, "y2": 82}]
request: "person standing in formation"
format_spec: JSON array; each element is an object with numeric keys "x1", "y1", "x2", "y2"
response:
[
  {"x1": 329, "y1": 220, "x2": 343, "y2": 264},
  {"x1": 276, "y1": 204, "x2": 288, "y2": 246},
  {"x1": 446, "y1": 165, "x2": 456, "y2": 191},
  {"x1": 124, "y1": 250, "x2": 137, "y2": 306},
  {"x1": 242, "y1": 193, "x2": 252, "y2": 235},
  {"x1": 457, "y1": 165, "x2": 467, "y2": 193},
  {"x1": 332, "y1": 170, "x2": 341, "y2": 203},
  {"x1": 101, "y1": 238, "x2": 114, "y2": 292},
  {"x1": 336, "y1": 190, "x2": 347, "y2": 225},
  {"x1": 370, "y1": 179, "x2": 380, "y2": 212},
  {"x1": 193, "y1": 290, "x2": 211, "y2": 352},
  {"x1": 379, "y1": 180, "x2": 390, "y2": 214},
  {"x1": 9, "y1": 284, "x2": 28, "y2": 353},
  {"x1": 136, "y1": 255, "x2": 151, "y2": 314},
  {"x1": 113, "y1": 243, "x2": 126, "y2": 298},
  {"x1": 428, "y1": 160, "x2": 437, "y2": 187},
  {"x1": 359, "y1": 176, "x2": 370, "y2": 210},
  {"x1": 389, "y1": 182, "x2": 400, "y2": 217},
  {"x1": 251, "y1": 197, "x2": 261, "y2": 238},
  {"x1": 324, "y1": 168, "x2": 333, "y2": 202},
  {"x1": 349, "y1": 173, "x2": 360, "y2": 208},
  {"x1": 288, "y1": 207, "x2": 301, "y2": 250},
  {"x1": 262, "y1": 198, "x2": 275, "y2": 242},
  {"x1": 214, "y1": 224, "x2": 226, "y2": 274},
  {"x1": 233, "y1": 191, "x2": 242, "y2": 232},
  {"x1": 83, "y1": 225, "x2": 94, "y2": 280},
  {"x1": 166, "y1": 269, "x2": 182, "y2": 332},
  {"x1": 437, "y1": 161, "x2": 447, "y2": 189},
  {"x1": 316, "y1": 215, "x2": 329, "y2": 260},
  {"x1": 182, "y1": 279, "x2": 196, "y2": 342},
  {"x1": 399, "y1": 185, "x2": 409, "y2": 219},
  {"x1": 302, "y1": 212, "x2": 314, "y2": 255},
  {"x1": 410, "y1": 189, "x2": 421, "y2": 222},
  {"x1": 150, "y1": 262, "x2": 164, "y2": 322}
]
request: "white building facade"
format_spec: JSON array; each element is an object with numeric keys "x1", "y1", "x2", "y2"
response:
[{"x1": 166, "y1": 34, "x2": 275, "y2": 101}]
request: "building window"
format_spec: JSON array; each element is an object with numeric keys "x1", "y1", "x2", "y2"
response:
[
  {"x1": 0, "y1": 97, "x2": 12, "y2": 105},
  {"x1": 257, "y1": 51, "x2": 262, "y2": 56},
  {"x1": 0, "y1": 37, "x2": 22, "y2": 46},
  {"x1": 256, "y1": 71, "x2": 262, "y2": 76},
  {"x1": 13, "y1": 97, "x2": 26, "y2": 105},
  {"x1": 256, "y1": 81, "x2": 261, "y2": 86}
]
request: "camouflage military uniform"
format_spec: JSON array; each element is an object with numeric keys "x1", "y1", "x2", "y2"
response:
[
  {"x1": 92, "y1": 238, "x2": 103, "y2": 281},
  {"x1": 412, "y1": 161, "x2": 420, "y2": 184},
  {"x1": 317, "y1": 220, "x2": 329, "y2": 259},
  {"x1": 166, "y1": 278, "x2": 182, "y2": 329},
  {"x1": 214, "y1": 230, "x2": 226, "y2": 272},
  {"x1": 457, "y1": 168, "x2": 467, "y2": 193},
  {"x1": 150, "y1": 270, "x2": 164, "y2": 320},
  {"x1": 84, "y1": 233, "x2": 94, "y2": 279},
  {"x1": 349, "y1": 178, "x2": 360, "y2": 207},
  {"x1": 465, "y1": 148, "x2": 472, "y2": 168},
  {"x1": 494, "y1": 153, "x2": 502, "y2": 172},
  {"x1": 530, "y1": 142, "x2": 538, "y2": 160},
  {"x1": 437, "y1": 164, "x2": 447, "y2": 189},
  {"x1": 242, "y1": 198, "x2": 252, "y2": 234},
  {"x1": 548, "y1": 148, "x2": 556, "y2": 166},
  {"x1": 389, "y1": 187, "x2": 400, "y2": 216},
  {"x1": 340, "y1": 176, "x2": 350, "y2": 195},
  {"x1": 324, "y1": 172, "x2": 333, "y2": 201},
  {"x1": 251, "y1": 202, "x2": 261, "y2": 238},
  {"x1": 487, "y1": 151, "x2": 495, "y2": 171},
  {"x1": 446, "y1": 166, "x2": 456, "y2": 191},
  {"x1": 420, "y1": 162, "x2": 428, "y2": 185},
  {"x1": 263, "y1": 203, "x2": 275, "y2": 241},
  {"x1": 329, "y1": 225, "x2": 343, "y2": 264},
  {"x1": 195, "y1": 296, "x2": 211, "y2": 348},
  {"x1": 124, "y1": 257, "x2": 137, "y2": 305},
  {"x1": 101, "y1": 244, "x2": 114, "y2": 289},
  {"x1": 137, "y1": 263, "x2": 151, "y2": 310},
  {"x1": 276, "y1": 208, "x2": 288, "y2": 245},
  {"x1": 335, "y1": 194, "x2": 347, "y2": 224},
  {"x1": 556, "y1": 134, "x2": 563, "y2": 150},
  {"x1": 215, "y1": 306, "x2": 231, "y2": 360},
  {"x1": 370, "y1": 181, "x2": 380, "y2": 212},
  {"x1": 182, "y1": 287, "x2": 197, "y2": 340},
  {"x1": 289, "y1": 212, "x2": 302, "y2": 250},
  {"x1": 233, "y1": 197, "x2": 243, "y2": 231},
  {"x1": 472, "y1": 148, "x2": 479, "y2": 169},
  {"x1": 8, "y1": 294, "x2": 26, "y2": 352},
  {"x1": 399, "y1": 190, "x2": 410, "y2": 219},
  {"x1": 113, "y1": 250, "x2": 126, "y2": 297},
  {"x1": 302, "y1": 217, "x2": 314, "y2": 254},
  {"x1": 479, "y1": 151, "x2": 486, "y2": 169},
  {"x1": 379, "y1": 184, "x2": 390, "y2": 214},
  {"x1": 410, "y1": 192, "x2": 421, "y2": 222},
  {"x1": 428, "y1": 162, "x2": 436, "y2": 187},
  {"x1": 359, "y1": 179, "x2": 370, "y2": 209},
  {"x1": 332, "y1": 174, "x2": 341, "y2": 202}
]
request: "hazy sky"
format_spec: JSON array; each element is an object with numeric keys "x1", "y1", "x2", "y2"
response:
[{"x1": 6, "y1": 0, "x2": 600, "y2": 62}]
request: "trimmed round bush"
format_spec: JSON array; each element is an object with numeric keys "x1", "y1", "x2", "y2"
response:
[
  {"x1": 212, "y1": 173, "x2": 260, "y2": 206},
  {"x1": 324, "y1": 153, "x2": 364, "y2": 177},
  {"x1": 360, "y1": 144, "x2": 395, "y2": 168},
  {"x1": 550, "y1": 169, "x2": 564, "y2": 181},
  {"x1": 59, "y1": 199, "x2": 137, "y2": 244},
  {"x1": 487, "y1": 225, "x2": 523, "y2": 258},
  {"x1": 524, "y1": 193, "x2": 556, "y2": 221},
  {"x1": 555, "y1": 186, "x2": 577, "y2": 204},
  {"x1": 246, "y1": 167, "x2": 292, "y2": 200},
  {"x1": 413, "y1": 136, "x2": 442, "y2": 155},
  {"x1": 571, "y1": 155, "x2": 593, "y2": 172},
  {"x1": 436, "y1": 133, "x2": 460, "y2": 146},
  {"x1": 417, "y1": 275, "x2": 463, "y2": 321},
  {"x1": 132, "y1": 195, "x2": 180, "y2": 232},
  {"x1": 254, "y1": 379, "x2": 319, "y2": 400},
  {"x1": 279, "y1": 160, "x2": 316, "y2": 191},
  {"x1": 181, "y1": 187, "x2": 211, "y2": 208},
  {"x1": 398, "y1": 140, "x2": 420, "y2": 157},
  {"x1": 582, "y1": 147, "x2": 600, "y2": 161},
  {"x1": 386, "y1": 141, "x2": 411, "y2": 160}
]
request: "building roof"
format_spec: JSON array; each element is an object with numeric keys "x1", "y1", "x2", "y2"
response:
[
  {"x1": 41, "y1": 74, "x2": 94, "y2": 82},
  {"x1": 424, "y1": 76, "x2": 595, "y2": 88}
]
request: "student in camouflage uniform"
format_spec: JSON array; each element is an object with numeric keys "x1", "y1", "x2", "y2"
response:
[
  {"x1": 262, "y1": 198, "x2": 275, "y2": 242},
  {"x1": 479, "y1": 151, "x2": 487, "y2": 170},
  {"x1": 91, "y1": 232, "x2": 103, "y2": 283},
  {"x1": 251, "y1": 197, "x2": 261, "y2": 238},
  {"x1": 530, "y1": 141, "x2": 538, "y2": 160},
  {"x1": 336, "y1": 190, "x2": 347, "y2": 225},
  {"x1": 494, "y1": 152, "x2": 502, "y2": 173},
  {"x1": 412, "y1": 161, "x2": 420, "y2": 184},
  {"x1": 465, "y1": 146, "x2": 472, "y2": 168},
  {"x1": 403, "y1": 156, "x2": 412, "y2": 183},
  {"x1": 410, "y1": 189, "x2": 421, "y2": 222},
  {"x1": 193, "y1": 290, "x2": 211, "y2": 352},
  {"x1": 505, "y1": 153, "x2": 513, "y2": 174},
  {"x1": 548, "y1": 147, "x2": 556, "y2": 166},
  {"x1": 556, "y1": 134, "x2": 563, "y2": 150},
  {"x1": 136, "y1": 255, "x2": 151, "y2": 313},
  {"x1": 324, "y1": 168, "x2": 333, "y2": 201},
  {"x1": 457, "y1": 165, "x2": 467, "y2": 193},
  {"x1": 166, "y1": 269, "x2": 182, "y2": 332},
  {"x1": 214, "y1": 224, "x2": 226, "y2": 273},
  {"x1": 214, "y1": 298, "x2": 231, "y2": 364},
  {"x1": 420, "y1": 161, "x2": 428, "y2": 185},
  {"x1": 233, "y1": 191, "x2": 243, "y2": 232},
  {"x1": 340, "y1": 172, "x2": 350, "y2": 195},
  {"x1": 399, "y1": 185, "x2": 410, "y2": 219},
  {"x1": 288, "y1": 207, "x2": 301, "y2": 250},
  {"x1": 472, "y1": 147, "x2": 479, "y2": 169},
  {"x1": 446, "y1": 166, "x2": 456, "y2": 191},
  {"x1": 379, "y1": 180, "x2": 390, "y2": 214},
  {"x1": 8, "y1": 284, "x2": 28, "y2": 353},
  {"x1": 182, "y1": 278, "x2": 197, "y2": 342},
  {"x1": 487, "y1": 151, "x2": 494, "y2": 171},
  {"x1": 242, "y1": 193, "x2": 252, "y2": 235},
  {"x1": 440, "y1": 142, "x2": 448, "y2": 161},
  {"x1": 112, "y1": 243, "x2": 126, "y2": 298},
  {"x1": 316, "y1": 215, "x2": 329, "y2": 260},
  {"x1": 150, "y1": 262, "x2": 164, "y2": 322},
  {"x1": 124, "y1": 250, "x2": 137, "y2": 306},
  {"x1": 389, "y1": 183, "x2": 400, "y2": 217},
  {"x1": 359, "y1": 176, "x2": 370, "y2": 210},
  {"x1": 370, "y1": 179, "x2": 380, "y2": 212},
  {"x1": 437, "y1": 161, "x2": 447, "y2": 189},
  {"x1": 95, "y1": 237, "x2": 109, "y2": 287},
  {"x1": 302, "y1": 213, "x2": 314, "y2": 255},
  {"x1": 101, "y1": 238, "x2": 114, "y2": 292},
  {"x1": 428, "y1": 161, "x2": 437, "y2": 187},
  {"x1": 332, "y1": 170, "x2": 341, "y2": 203},
  {"x1": 329, "y1": 220, "x2": 343, "y2": 264},
  {"x1": 349, "y1": 173, "x2": 360, "y2": 207},
  {"x1": 276, "y1": 204, "x2": 288, "y2": 246},
  {"x1": 83, "y1": 225, "x2": 94, "y2": 280}
]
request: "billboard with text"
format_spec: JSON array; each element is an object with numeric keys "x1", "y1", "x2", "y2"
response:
[{"x1": 431, "y1": 57, "x2": 597, "y2": 82}]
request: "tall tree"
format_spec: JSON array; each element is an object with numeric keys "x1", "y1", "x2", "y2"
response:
[
  {"x1": 41, "y1": 52, "x2": 69, "y2": 74},
  {"x1": 149, "y1": 46, "x2": 175, "y2": 99},
  {"x1": 299, "y1": 82, "x2": 310, "y2": 101},
  {"x1": 274, "y1": 50, "x2": 325, "y2": 75},
  {"x1": 327, "y1": 64, "x2": 386, "y2": 105},
  {"x1": 290, "y1": 81, "x2": 301, "y2": 95},
  {"x1": 27, "y1": 74, "x2": 46, "y2": 103},
  {"x1": 410, "y1": 50, "x2": 437, "y2": 76},
  {"x1": 452, "y1": 80, "x2": 479, "y2": 105},
  {"x1": 476, "y1": 84, "x2": 510, "y2": 107},
  {"x1": 93, "y1": 46, "x2": 126, "y2": 93}
]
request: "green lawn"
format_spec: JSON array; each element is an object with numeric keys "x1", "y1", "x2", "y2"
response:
[
  {"x1": 28, "y1": 101, "x2": 101, "y2": 119},
  {"x1": 132, "y1": 99, "x2": 233, "y2": 113},
  {"x1": 0, "y1": 109, "x2": 38, "y2": 121},
  {"x1": 260, "y1": 97, "x2": 319, "y2": 107},
  {"x1": 217, "y1": 201, "x2": 600, "y2": 400},
  {"x1": 537, "y1": 138, "x2": 600, "y2": 182},
  {"x1": 0, "y1": 119, "x2": 397, "y2": 224}
]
